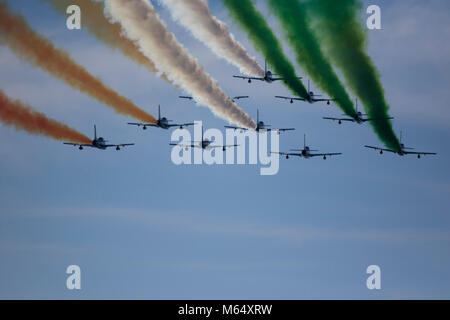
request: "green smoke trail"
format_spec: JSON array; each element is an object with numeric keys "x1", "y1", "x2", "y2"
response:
[
  {"x1": 223, "y1": 0, "x2": 309, "y2": 99},
  {"x1": 306, "y1": 0, "x2": 401, "y2": 151},
  {"x1": 267, "y1": 0, "x2": 356, "y2": 117}
]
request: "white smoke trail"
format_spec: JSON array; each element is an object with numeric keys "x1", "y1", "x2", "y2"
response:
[
  {"x1": 104, "y1": 0, "x2": 256, "y2": 129},
  {"x1": 162, "y1": 0, "x2": 264, "y2": 77}
]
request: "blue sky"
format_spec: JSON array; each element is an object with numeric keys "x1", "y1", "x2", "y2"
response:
[{"x1": 0, "y1": 0, "x2": 449, "y2": 299}]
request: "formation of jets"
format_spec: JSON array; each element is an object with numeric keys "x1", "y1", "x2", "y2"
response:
[
  {"x1": 63, "y1": 60, "x2": 436, "y2": 159},
  {"x1": 64, "y1": 125, "x2": 134, "y2": 151},
  {"x1": 273, "y1": 135, "x2": 342, "y2": 160}
]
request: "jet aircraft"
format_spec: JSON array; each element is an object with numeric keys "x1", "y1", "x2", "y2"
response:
[
  {"x1": 64, "y1": 125, "x2": 134, "y2": 151},
  {"x1": 128, "y1": 105, "x2": 194, "y2": 130},
  {"x1": 170, "y1": 125, "x2": 239, "y2": 152},
  {"x1": 224, "y1": 109, "x2": 295, "y2": 134},
  {"x1": 365, "y1": 132, "x2": 437, "y2": 158},
  {"x1": 275, "y1": 80, "x2": 335, "y2": 105},
  {"x1": 323, "y1": 100, "x2": 394, "y2": 124},
  {"x1": 272, "y1": 135, "x2": 342, "y2": 160},
  {"x1": 179, "y1": 95, "x2": 249, "y2": 103},
  {"x1": 233, "y1": 61, "x2": 302, "y2": 84}
]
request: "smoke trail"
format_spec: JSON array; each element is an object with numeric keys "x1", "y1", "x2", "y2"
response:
[
  {"x1": 0, "y1": 2, "x2": 156, "y2": 124},
  {"x1": 40, "y1": 0, "x2": 169, "y2": 82},
  {"x1": 223, "y1": 0, "x2": 308, "y2": 99},
  {"x1": 105, "y1": 0, "x2": 256, "y2": 129},
  {"x1": 306, "y1": 0, "x2": 401, "y2": 151},
  {"x1": 268, "y1": 0, "x2": 357, "y2": 117},
  {"x1": 161, "y1": 0, "x2": 264, "y2": 77},
  {"x1": 0, "y1": 89, "x2": 91, "y2": 144}
]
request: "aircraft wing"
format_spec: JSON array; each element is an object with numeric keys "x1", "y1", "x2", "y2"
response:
[
  {"x1": 363, "y1": 117, "x2": 394, "y2": 122},
  {"x1": 167, "y1": 122, "x2": 195, "y2": 128},
  {"x1": 105, "y1": 143, "x2": 134, "y2": 148},
  {"x1": 179, "y1": 96, "x2": 194, "y2": 100},
  {"x1": 63, "y1": 142, "x2": 93, "y2": 147},
  {"x1": 271, "y1": 128, "x2": 295, "y2": 133},
  {"x1": 275, "y1": 95, "x2": 306, "y2": 102},
  {"x1": 207, "y1": 144, "x2": 239, "y2": 150},
  {"x1": 170, "y1": 142, "x2": 199, "y2": 149},
  {"x1": 272, "y1": 151, "x2": 302, "y2": 158},
  {"x1": 403, "y1": 151, "x2": 437, "y2": 156},
  {"x1": 314, "y1": 98, "x2": 335, "y2": 102},
  {"x1": 271, "y1": 77, "x2": 302, "y2": 81},
  {"x1": 127, "y1": 122, "x2": 158, "y2": 127},
  {"x1": 223, "y1": 144, "x2": 239, "y2": 149},
  {"x1": 364, "y1": 145, "x2": 396, "y2": 153},
  {"x1": 232, "y1": 96, "x2": 249, "y2": 100},
  {"x1": 233, "y1": 75, "x2": 264, "y2": 81},
  {"x1": 322, "y1": 117, "x2": 354, "y2": 122},
  {"x1": 309, "y1": 152, "x2": 342, "y2": 157},
  {"x1": 224, "y1": 125, "x2": 248, "y2": 131}
]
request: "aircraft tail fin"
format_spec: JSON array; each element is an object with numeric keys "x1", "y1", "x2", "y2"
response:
[
  {"x1": 158, "y1": 105, "x2": 161, "y2": 120},
  {"x1": 94, "y1": 125, "x2": 97, "y2": 140}
]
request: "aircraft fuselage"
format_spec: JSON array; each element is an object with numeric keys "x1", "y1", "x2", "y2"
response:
[
  {"x1": 92, "y1": 138, "x2": 107, "y2": 150},
  {"x1": 302, "y1": 147, "x2": 312, "y2": 159},
  {"x1": 264, "y1": 71, "x2": 274, "y2": 83},
  {"x1": 201, "y1": 140, "x2": 212, "y2": 149},
  {"x1": 256, "y1": 121, "x2": 268, "y2": 131},
  {"x1": 354, "y1": 112, "x2": 364, "y2": 124},
  {"x1": 263, "y1": 69, "x2": 281, "y2": 83},
  {"x1": 158, "y1": 117, "x2": 170, "y2": 130}
]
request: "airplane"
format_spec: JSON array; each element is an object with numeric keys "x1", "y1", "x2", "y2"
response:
[
  {"x1": 170, "y1": 125, "x2": 238, "y2": 151},
  {"x1": 364, "y1": 132, "x2": 437, "y2": 159},
  {"x1": 63, "y1": 125, "x2": 134, "y2": 151},
  {"x1": 275, "y1": 80, "x2": 335, "y2": 105},
  {"x1": 233, "y1": 60, "x2": 302, "y2": 84},
  {"x1": 272, "y1": 134, "x2": 342, "y2": 160},
  {"x1": 127, "y1": 105, "x2": 194, "y2": 130},
  {"x1": 179, "y1": 95, "x2": 249, "y2": 103},
  {"x1": 323, "y1": 99, "x2": 394, "y2": 124},
  {"x1": 224, "y1": 109, "x2": 295, "y2": 134}
]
